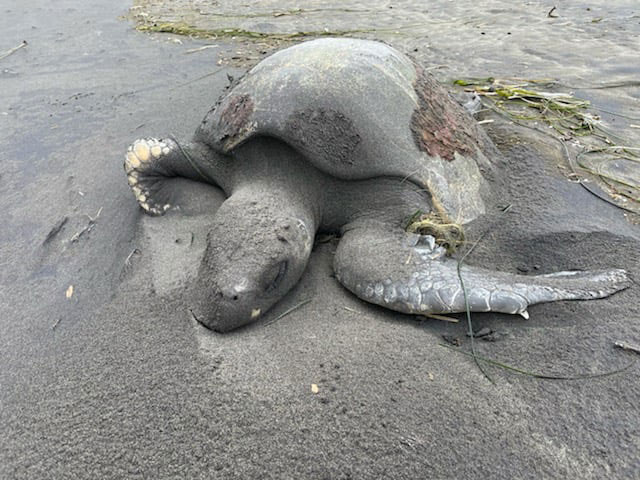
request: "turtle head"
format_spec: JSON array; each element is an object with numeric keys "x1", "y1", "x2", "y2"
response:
[{"x1": 189, "y1": 195, "x2": 314, "y2": 332}]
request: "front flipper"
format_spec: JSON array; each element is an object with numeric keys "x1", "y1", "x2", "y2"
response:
[
  {"x1": 124, "y1": 137, "x2": 224, "y2": 215},
  {"x1": 334, "y1": 226, "x2": 631, "y2": 319}
]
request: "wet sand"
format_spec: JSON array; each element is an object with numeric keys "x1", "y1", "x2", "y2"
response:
[{"x1": 1, "y1": 1, "x2": 639, "y2": 478}]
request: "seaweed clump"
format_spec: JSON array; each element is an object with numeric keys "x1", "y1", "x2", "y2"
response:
[
  {"x1": 406, "y1": 211, "x2": 465, "y2": 255},
  {"x1": 454, "y1": 77, "x2": 640, "y2": 212}
]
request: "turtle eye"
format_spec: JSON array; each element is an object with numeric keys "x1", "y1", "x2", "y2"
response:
[{"x1": 264, "y1": 261, "x2": 288, "y2": 292}]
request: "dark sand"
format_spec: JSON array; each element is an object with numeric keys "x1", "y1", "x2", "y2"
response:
[{"x1": 1, "y1": 1, "x2": 639, "y2": 478}]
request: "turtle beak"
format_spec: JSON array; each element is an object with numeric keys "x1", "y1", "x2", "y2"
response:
[{"x1": 189, "y1": 282, "x2": 266, "y2": 333}]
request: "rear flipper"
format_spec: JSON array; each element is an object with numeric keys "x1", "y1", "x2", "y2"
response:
[
  {"x1": 334, "y1": 227, "x2": 631, "y2": 319},
  {"x1": 424, "y1": 265, "x2": 630, "y2": 319}
]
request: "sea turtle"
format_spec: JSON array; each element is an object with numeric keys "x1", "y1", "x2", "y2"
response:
[{"x1": 123, "y1": 38, "x2": 630, "y2": 332}]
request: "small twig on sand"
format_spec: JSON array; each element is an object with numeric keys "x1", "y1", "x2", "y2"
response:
[
  {"x1": 0, "y1": 40, "x2": 27, "y2": 61},
  {"x1": 614, "y1": 341, "x2": 640, "y2": 355},
  {"x1": 43, "y1": 216, "x2": 68, "y2": 244},
  {"x1": 547, "y1": 6, "x2": 558, "y2": 18},
  {"x1": 274, "y1": 299, "x2": 312, "y2": 321},
  {"x1": 343, "y1": 306, "x2": 362, "y2": 314},
  {"x1": 185, "y1": 45, "x2": 218, "y2": 54},
  {"x1": 424, "y1": 313, "x2": 459, "y2": 323},
  {"x1": 424, "y1": 64, "x2": 449, "y2": 71},
  {"x1": 169, "y1": 68, "x2": 225, "y2": 91},
  {"x1": 51, "y1": 317, "x2": 62, "y2": 330},
  {"x1": 263, "y1": 299, "x2": 312, "y2": 327},
  {"x1": 70, "y1": 207, "x2": 103, "y2": 242},
  {"x1": 124, "y1": 248, "x2": 141, "y2": 267}
]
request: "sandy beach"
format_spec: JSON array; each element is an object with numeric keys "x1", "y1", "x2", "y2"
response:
[{"x1": 1, "y1": 0, "x2": 639, "y2": 478}]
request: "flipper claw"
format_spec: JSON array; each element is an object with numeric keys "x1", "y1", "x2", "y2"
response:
[{"x1": 124, "y1": 138, "x2": 176, "y2": 215}]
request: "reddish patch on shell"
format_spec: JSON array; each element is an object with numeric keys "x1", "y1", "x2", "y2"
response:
[
  {"x1": 217, "y1": 94, "x2": 255, "y2": 150},
  {"x1": 410, "y1": 65, "x2": 482, "y2": 161}
]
